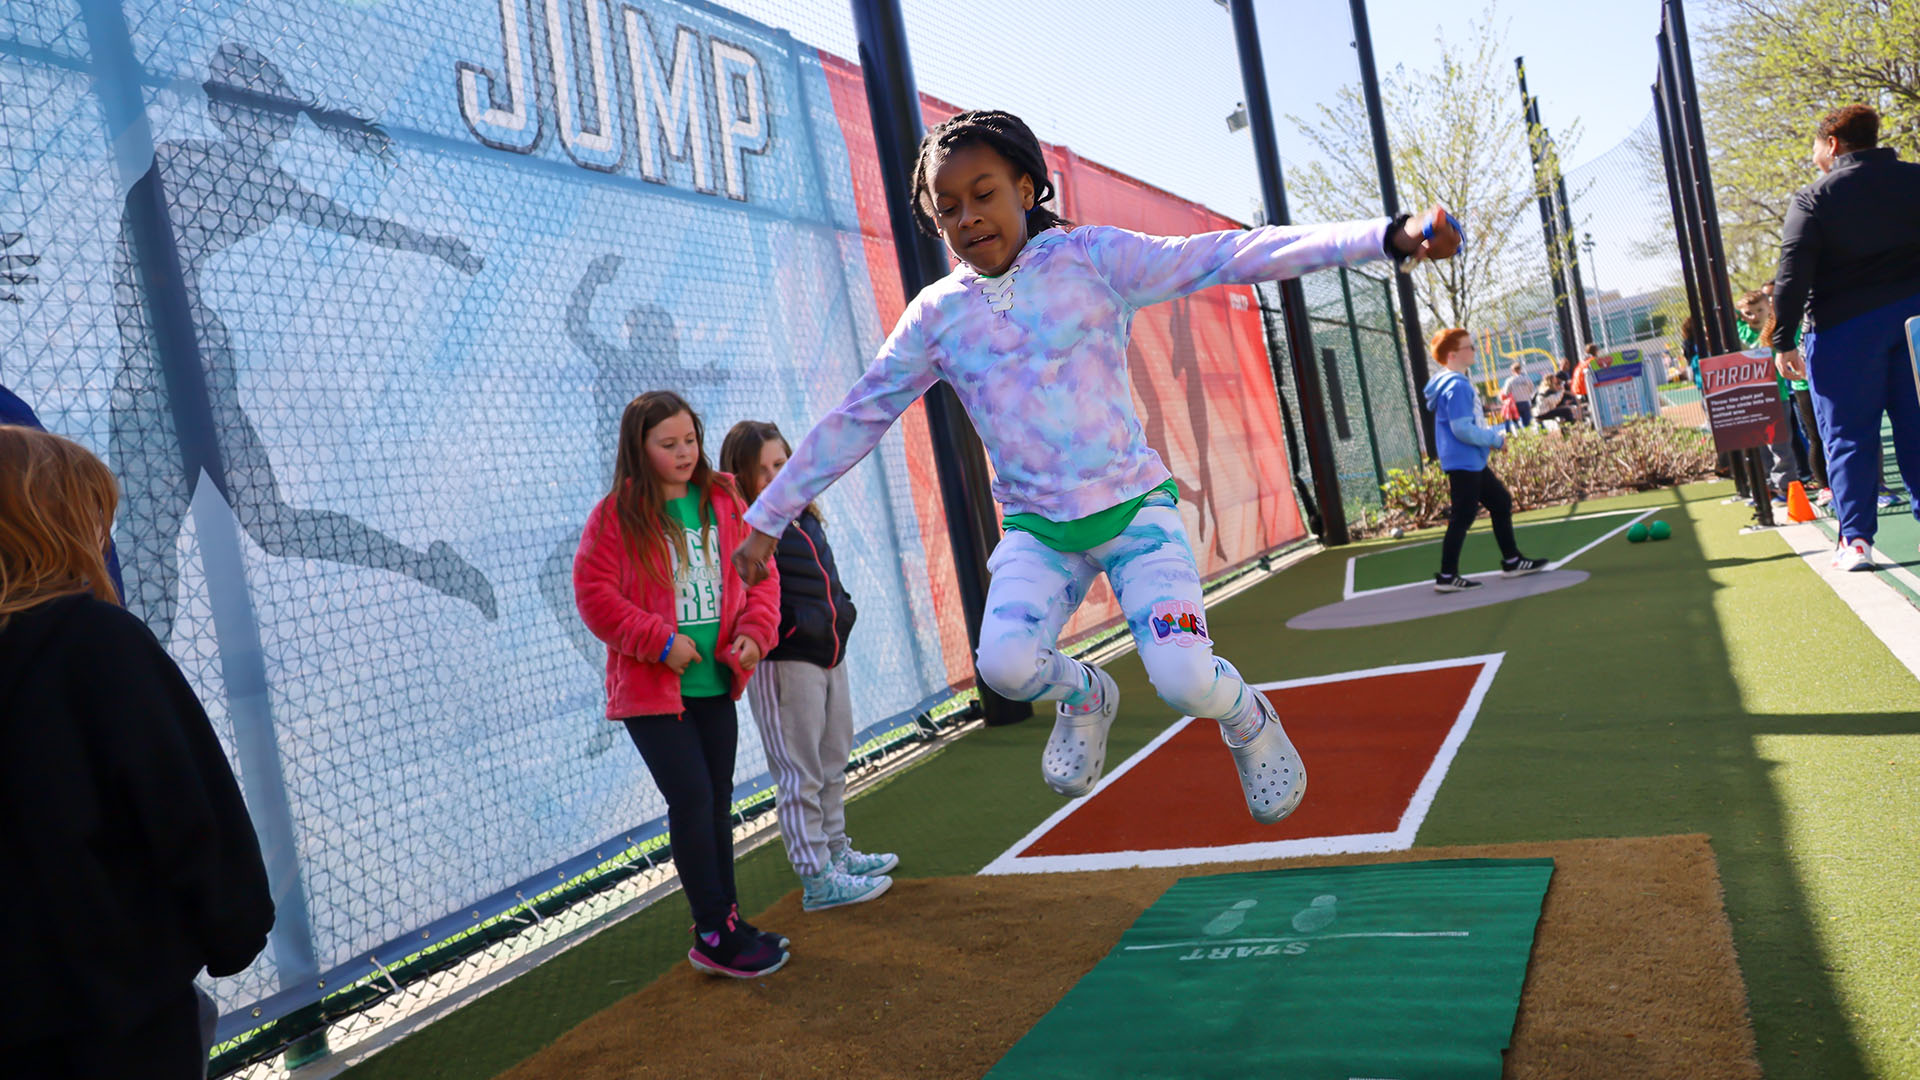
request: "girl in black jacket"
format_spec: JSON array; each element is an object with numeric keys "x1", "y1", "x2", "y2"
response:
[
  {"x1": 721, "y1": 422, "x2": 897, "y2": 914},
  {"x1": 0, "y1": 426, "x2": 274, "y2": 1079}
]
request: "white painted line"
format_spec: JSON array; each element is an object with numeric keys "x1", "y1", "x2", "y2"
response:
[
  {"x1": 1780, "y1": 523, "x2": 1920, "y2": 681},
  {"x1": 1544, "y1": 508, "x2": 1660, "y2": 572},
  {"x1": 1124, "y1": 931, "x2": 1470, "y2": 952},
  {"x1": 975, "y1": 717, "x2": 1203, "y2": 877},
  {"x1": 977, "y1": 654, "x2": 1505, "y2": 876},
  {"x1": 1343, "y1": 509, "x2": 1655, "y2": 600},
  {"x1": 1393, "y1": 652, "x2": 1503, "y2": 843},
  {"x1": 1883, "y1": 557, "x2": 1920, "y2": 598}
]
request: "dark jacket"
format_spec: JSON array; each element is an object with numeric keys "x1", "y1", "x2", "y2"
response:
[
  {"x1": 765, "y1": 510, "x2": 857, "y2": 668},
  {"x1": 1772, "y1": 147, "x2": 1920, "y2": 351},
  {"x1": 0, "y1": 594, "x2": 274, "y2": 1044}
]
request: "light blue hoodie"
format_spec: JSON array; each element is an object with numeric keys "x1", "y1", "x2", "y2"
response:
[
  {"x1": 746, "y1": 218, "x2": 1392, "y2": 536},
  {"x1": 1423, "y1": 368, "x2": 1506, "y2": 473}
]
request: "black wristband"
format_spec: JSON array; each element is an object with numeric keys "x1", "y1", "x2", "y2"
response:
[{"x1": 1384, "y1": 213, "x2": 1414, "y2": 262}]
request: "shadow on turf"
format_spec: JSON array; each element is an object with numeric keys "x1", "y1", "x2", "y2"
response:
[{"x1": 1411, "y1": 485, "x2": 1879, "y2": 1080}]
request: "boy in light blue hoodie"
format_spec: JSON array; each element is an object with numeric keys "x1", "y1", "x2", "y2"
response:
[{"x1": 1422, "y1": 330, "x2": 1549, "y2": 592}]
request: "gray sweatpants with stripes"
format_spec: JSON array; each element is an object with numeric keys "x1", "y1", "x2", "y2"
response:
[{"x1": 746, "y1": 659, "x2": 854, "y2": 877}]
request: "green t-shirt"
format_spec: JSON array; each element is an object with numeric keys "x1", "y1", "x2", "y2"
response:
[
  {"x1": 665, "y1": 494, "x2": 728, "y2": 698},
  {"x1": 1003, "y1": 479, "x2": 1180, "y2": 553},
  {"x1": 1736, "y1": 317, "x2": 1807, "y2": 395}
]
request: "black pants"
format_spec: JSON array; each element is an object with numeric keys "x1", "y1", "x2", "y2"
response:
[
  {"x1": 1791, "y1": 388, "x2": 1830, "y2": 488},
  {"x1": 1442, "y1": 468, "x2": 1520, "y2": 577},
  {"x1": 13, "y1": 985, "x2": 206, "y2": 1079},
  {"x1": 624, "y1": 695, "x2": 739, "y2": 931},
  {"x1": 1535, "y1": 405, "x2": 1576, "y2": 425}
]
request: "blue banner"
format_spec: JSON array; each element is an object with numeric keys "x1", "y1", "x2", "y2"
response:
[{"x1": 1, "y1": 0, "x2": 952, "y2": 1031}]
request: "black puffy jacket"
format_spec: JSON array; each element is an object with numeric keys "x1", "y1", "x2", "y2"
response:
[
  {"x1": 765, "y1": 510, "x2": 857, "y2": 668},
  {"x1": 0, "y1": 595, "x2": 274, "y2": 1044}
]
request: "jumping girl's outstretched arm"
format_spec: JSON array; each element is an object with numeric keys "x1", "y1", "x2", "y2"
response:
[
  {"x1": 733, "y1": 306, "x2": 937, "y2": 584},
  {"x1": 1083, "y1": 205, "x2": 1458, "y2": 308}
]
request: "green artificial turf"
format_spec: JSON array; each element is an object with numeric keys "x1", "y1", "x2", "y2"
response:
[
  {"x1": 343, "y1": 481, "x2": 1920, "y2": 1080},
  {"x1": 1347, "y1": 507, "x2": 1643, "y2": 592}
]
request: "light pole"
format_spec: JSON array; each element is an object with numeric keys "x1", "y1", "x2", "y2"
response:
[{"x1": 1581, "y1": 232, "x2": 1612, "y2": 350}]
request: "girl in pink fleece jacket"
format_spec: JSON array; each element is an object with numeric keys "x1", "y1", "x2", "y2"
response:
[{"x1": 573, "y1": 390, "x2": 785, "y2": 979}]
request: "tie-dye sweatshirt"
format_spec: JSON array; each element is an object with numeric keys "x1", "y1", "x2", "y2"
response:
[{"x1": 744, "y1": 218, "x2": 1394, "y2": 537}]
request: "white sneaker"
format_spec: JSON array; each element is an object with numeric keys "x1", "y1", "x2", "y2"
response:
[
  {"x1": 1831, "y1": 537, "x2": 1875, "y2": 572},
  {"x1": 800, "y1": 867, "x2": 891, "y2": 912},
  {"x1": 1042, "y1": 666, "x2": 1119, "y2": 798},
  {"x1": 1219, "y1": 675, "x2": 1306, "y2": 825}
]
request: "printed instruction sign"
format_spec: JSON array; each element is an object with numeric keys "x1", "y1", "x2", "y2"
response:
[{"x1": 1699, "y1": 348, "x2": 1788, "y2": 453}]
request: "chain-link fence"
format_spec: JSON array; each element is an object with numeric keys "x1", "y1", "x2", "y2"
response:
[{"x1": 1257, "y1": 267, "x2": 1423, "y2": 520}]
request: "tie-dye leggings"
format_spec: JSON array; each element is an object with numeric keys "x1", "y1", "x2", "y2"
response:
[{"x1": 975, "y1": 497, "x2": 1251, "y2": 721}]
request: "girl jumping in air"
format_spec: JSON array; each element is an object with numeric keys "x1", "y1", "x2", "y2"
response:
[{"x1": 732, "y1": 110, "x2": 1462, "y2": 824}]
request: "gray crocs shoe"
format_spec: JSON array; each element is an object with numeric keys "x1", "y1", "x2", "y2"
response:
[
  {"x1": 1222, "y1": 682, "x2": 1307, "y2": 824},
  {"x1": 1042, "y1": 666, "x2": 1119, "y2": 797}
]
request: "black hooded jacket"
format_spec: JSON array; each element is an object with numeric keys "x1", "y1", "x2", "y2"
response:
[
  {"x1": 0, "y1": 594, "x2": 274, "y2": 1043},
  {"x1": 765, "y1": 511, "x2": 857, "y2": 668},
  {"x1": 1772, "y1": 147, "x2": 1920, "y2": 350}
]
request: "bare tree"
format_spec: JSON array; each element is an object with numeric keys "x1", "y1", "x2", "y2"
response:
[{"x1": 1286, "y1": 4, "x2": 1547, "y2": 337}]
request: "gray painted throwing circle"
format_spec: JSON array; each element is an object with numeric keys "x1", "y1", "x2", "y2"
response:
[{"x1": 1287, "y1": 570, "x2": 1590, "y2": 630}]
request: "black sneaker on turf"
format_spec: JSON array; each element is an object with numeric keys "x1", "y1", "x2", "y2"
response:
[
  {"x1": 730, "y1": 902, "x2": 790, "y2": 951},
  {"x1": 1501, "y1": 556, "x2": 1549, "y2": 577},
  {"x1": 688, "y1": 916, "x2": 788, "y2": 978},
  {"x1": 1433, "y1": 573, "x2": 1484, "y2": 594}
]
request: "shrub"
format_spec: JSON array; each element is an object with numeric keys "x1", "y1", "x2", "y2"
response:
[{"x1": 1354, "y1": 418, "x2": 1716, "y2": 537}]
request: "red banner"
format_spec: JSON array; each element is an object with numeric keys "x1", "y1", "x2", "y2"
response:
[
  {"x1": 1699, "y1": 349, "x2": 1788, "y2": 453},
  {"x1": 820, "y1": 54, "x2": 1303, "y2": 675}
]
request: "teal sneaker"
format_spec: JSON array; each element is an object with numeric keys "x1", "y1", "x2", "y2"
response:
[
  {"x1": 800, "y1": 866, "x2": 891, "y2": 912},
  {"x1": 833, "y1": 847, "x2": 900, "y2": 876}
]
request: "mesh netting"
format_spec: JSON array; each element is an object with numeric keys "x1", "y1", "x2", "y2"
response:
[
  {"x1": 1560, "y1": 110, "x2": 1701, "y2": 425},
  {"x1": 1257, "y1": 267, "x2": 1421, "y2": 516},
  {"x1": 0, "y1": 1, "x2": 1315, "y2": 1073},
  {"x1": 5, "y1": 0, "x2": 959, "y2": 1057}
]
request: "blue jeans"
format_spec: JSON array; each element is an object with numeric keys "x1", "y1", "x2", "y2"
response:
[{"x1": 1804, "y1": 289, "x2": 1920, "y2": 542}]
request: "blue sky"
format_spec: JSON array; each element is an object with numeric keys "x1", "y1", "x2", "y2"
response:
[{"x1": 734, "y1": 0, "x2": 1674, "y2": 287}]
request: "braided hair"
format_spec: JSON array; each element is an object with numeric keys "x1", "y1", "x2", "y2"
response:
[{"x1": 909, "y1": 110, "x2": 1070, "y2": 239}]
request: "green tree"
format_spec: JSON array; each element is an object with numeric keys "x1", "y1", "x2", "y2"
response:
[
  {"x1": 1286, "y1": 4, "x2": 1549, "y2": 337},
  {"x1": 1697, "y1": 0, "x2": 1920, "y2": 289}
]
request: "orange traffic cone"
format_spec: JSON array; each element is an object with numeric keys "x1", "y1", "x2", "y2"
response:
[{"x1": 1786, "y1": 481, "x2": 1816, "y2": 523}]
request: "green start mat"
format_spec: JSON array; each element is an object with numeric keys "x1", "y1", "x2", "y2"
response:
[{"x1": 987, "y1": 858, "x2": 1554, "y2": 1080}]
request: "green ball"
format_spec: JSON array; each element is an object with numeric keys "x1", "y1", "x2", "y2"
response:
[
  {"x1": 1626, "y1": 522, "x2": 1650, "y2": 543},
  {"x1": 1648, "y1": 519, "x2": 1672, "y2": 541}
]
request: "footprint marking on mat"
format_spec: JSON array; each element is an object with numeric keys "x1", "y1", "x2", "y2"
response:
[
  {"x1": 1291, "y1": 894, "x2": 1338, "y2": 933},
  {"x1": 1203, "y1": 899, "x2": 1258, "y2": 937}
]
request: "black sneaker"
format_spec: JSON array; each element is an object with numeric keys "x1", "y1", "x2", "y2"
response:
[
  {"x1": 1501, "y1": 556, "x2": 1549, "y2": 577},
  {"x1": 1433, "y1": 573, "x2": 1484, "y2": 593},
  {"x1": 730, "y1": 902, "x2": 790, "y2": 951},
  {"x1": 688, "y1": 916, "x2": 788, "y2": 978}
]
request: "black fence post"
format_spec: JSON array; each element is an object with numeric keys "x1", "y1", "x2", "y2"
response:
[
  {"x1": 1348, "y1": 0, "x2": 1436, "y2": 460},
  {"x1": 1553, "y1": 168, "x2": 1595, "y2": 349},
  {"x1": 1339, "y1": 268, "x2": 1387, "y2": 490},
  {"x1": 1654, "y1": 70, "x2": 1746, "y2": 498},
  {"x1": 848, "y1": 0, "x2": 1031, "y2": 723},
  {"x1": 1657, "y1": 0, "x2": 1772, "y2": 524},
  {"x1": 1516, "y1": 59, "x2": 1580, "y2": 366},
  {"x1": 1229, "y1": 0, "x2": 1349, "y2": 545}
]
